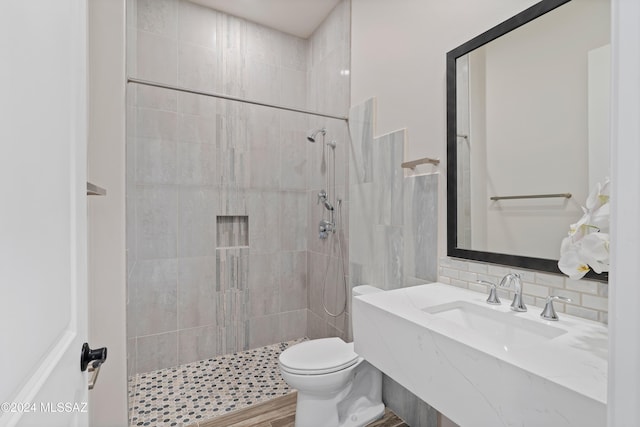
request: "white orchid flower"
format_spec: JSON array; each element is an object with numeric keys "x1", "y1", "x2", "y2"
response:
[
  {"x1": 558, "y1": 178, "x2": 610, "y2": 280},
  {"x1": 588, "y1": 203, "x2": 610, "y2": 233},
  {"x1": 560, "y1": 235, "x2": 574, "y2": 254},
  {"x1": 568, "y1": 205, "x2": 609, "y2": 240},
  {"x1": 558, "y1": 248, "x2": 591, "y2": 280},
  {"x1": 558, "y1": 233, "x2": 609, "y2": 279},
  {"x1": 579, "y1": 233, "x2": 610, "y2": 274},
  {"x1": 586, "y1": 177, "x2": 610, "y2": 211},
  {"x1": 567, "y1": 213, "x2": 592, "y2": 240}
]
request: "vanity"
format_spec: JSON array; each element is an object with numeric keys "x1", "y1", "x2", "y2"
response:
[
  {"x1": 353, "y1": 283, "x2": 607, "y2": 426},
  {"x1": 351, "y1": 0, "x2": 610, "y2": 425}
]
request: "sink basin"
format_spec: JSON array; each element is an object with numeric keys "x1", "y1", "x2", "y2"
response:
[
  {"x1": 422, "y1": 301, "x2": 566, "y2": 349},
  {"x1": 352, "y1": 282, "x2": 608, "y2": 427}
]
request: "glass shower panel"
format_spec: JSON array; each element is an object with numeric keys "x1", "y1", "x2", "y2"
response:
[{"x1": 126, "y1": 85, "x2": 314, "y2": 376}]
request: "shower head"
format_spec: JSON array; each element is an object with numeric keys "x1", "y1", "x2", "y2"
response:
[{"x1": 307, "y1": 127, "x2": 326, "y2": 143}]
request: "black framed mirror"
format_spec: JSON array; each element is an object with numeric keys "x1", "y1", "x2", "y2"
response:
[{"x1": 446, "y1": 0, "x2": 610, "y2": 282}]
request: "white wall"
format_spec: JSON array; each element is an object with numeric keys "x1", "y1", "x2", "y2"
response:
[
  {"x1": 351, "y1": 0, "x2": 539, "y2": 260},
  {"x1": 87, "y1": 0, "x2": 128, "y2": 425}
]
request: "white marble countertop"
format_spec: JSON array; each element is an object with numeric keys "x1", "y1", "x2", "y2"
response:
[{"x1": 357, "y1": 282, "x2": 608, "y2": 404}]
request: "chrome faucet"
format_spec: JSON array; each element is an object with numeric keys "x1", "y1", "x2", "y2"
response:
[
  {"x1": 500, "y1": 273, "x2": 526, "y2": 312},
  {"x1": 540, "y1": 295, "x2": 572, "y2": 321},
  {"x1": 477, "y1": 280, "x2": 501, "y2": 305}
]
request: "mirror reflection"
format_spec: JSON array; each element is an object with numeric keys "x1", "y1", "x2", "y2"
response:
[{"x1": 453, "y1": 0, "x2": 610, "y2": 261}]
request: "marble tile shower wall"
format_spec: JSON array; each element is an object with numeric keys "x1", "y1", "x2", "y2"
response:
[
  {"x1": 125, "y1": 0, "x2": 353, "y2": 375},
  {"x1": 348, "y1": 98, "x2": 440, "y2": 425},
  {"x1": 348, "y1": 98, "x2": 438, "y2": 294},
  {"x1": 305, "y1": 0, "x2": 352, "y2": 341}
]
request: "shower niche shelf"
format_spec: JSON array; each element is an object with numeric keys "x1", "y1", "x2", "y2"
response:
[{"x1": 217, "y1": 215, "x2": 249, "y2": 248}]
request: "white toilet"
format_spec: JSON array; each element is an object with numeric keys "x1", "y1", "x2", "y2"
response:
[{"x1": 278, "y1": 286, "x2": 385, "y2": 427}]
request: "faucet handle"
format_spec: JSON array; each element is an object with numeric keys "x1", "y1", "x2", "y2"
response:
[
  {"x1": 540, "y1": 295, "x2": 572, "y2": 321},
  {"x1": 478, "y1": 280, "x2": 501, "y2": 305}
]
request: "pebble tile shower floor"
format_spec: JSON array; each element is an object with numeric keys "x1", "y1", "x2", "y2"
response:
[{"x1": 128, "y1": 339, "x2": 305, "y2": 426}]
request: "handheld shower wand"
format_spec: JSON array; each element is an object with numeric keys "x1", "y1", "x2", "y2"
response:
[{"x1": 307, "y1": 126, "x2": 347, "y2": 318}]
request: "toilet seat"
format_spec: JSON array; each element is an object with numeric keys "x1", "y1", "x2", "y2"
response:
[{"x1": 279, "y1": 338, "x2": 359, "y2": 375}]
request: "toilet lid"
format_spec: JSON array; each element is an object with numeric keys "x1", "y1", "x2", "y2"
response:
[{"x1": 279, "y1": 338, "x2": 359, "y2": 375}]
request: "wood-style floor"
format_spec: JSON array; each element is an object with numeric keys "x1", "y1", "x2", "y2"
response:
[{"x1": 187, "y1": 392, "x2": 408, "y2": 427}]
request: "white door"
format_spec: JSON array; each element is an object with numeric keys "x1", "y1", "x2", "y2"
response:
[{"x1": 0, "y1": 1, "x2": 90, "y2": 426}]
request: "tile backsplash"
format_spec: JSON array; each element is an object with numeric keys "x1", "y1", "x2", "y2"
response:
[{"x1": 439, "y1": 257, "x2": 608, "y2": 324}]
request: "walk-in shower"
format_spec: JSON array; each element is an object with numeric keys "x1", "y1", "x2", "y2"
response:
[{"x1": 126, "y1": 0, "x2": 351, "y2": 424}]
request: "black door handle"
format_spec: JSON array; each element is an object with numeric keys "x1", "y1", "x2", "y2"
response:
[{"x1": 80, "y1": 343, "x2": 107, "y2": 372}]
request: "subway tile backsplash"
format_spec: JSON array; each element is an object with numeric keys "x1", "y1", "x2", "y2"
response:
[{"x1": 439, "y1": 257, "x2": 608, "y2": 324}]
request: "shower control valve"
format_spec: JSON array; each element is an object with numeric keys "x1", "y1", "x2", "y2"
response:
[{"x1": 319, "y1": 219, "x2": 335, "y2": 237}]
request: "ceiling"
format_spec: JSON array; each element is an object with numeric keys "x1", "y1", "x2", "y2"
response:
[{"x1": 188, "y1": 0, "x2": 342, "y2": 39}]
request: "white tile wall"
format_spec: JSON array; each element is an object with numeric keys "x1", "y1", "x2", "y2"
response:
[{"x1": 439, "y1": 257, "x2": 608, "y2": 323}]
